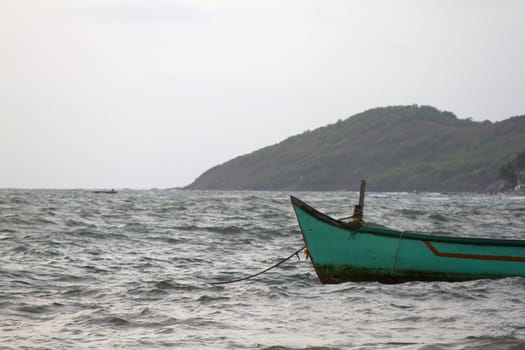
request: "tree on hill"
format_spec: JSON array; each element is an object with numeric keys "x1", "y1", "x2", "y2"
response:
[{"x1": 500, "y1": 150, "x2": 525, "y2": 189}]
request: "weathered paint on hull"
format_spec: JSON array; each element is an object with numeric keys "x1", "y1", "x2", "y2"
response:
[{"x1": 291, "y1": 196, "x2": 525, "y2": 284}]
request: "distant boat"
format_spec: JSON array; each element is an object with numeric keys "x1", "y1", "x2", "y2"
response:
[
  {"x1": 290, "y1": 184, "x2": 525, "y2": 284},
  {"x1": 92, "y1": 189, "x2": 117, "y2": 194}
]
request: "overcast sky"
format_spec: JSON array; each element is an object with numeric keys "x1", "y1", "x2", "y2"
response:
[{"x1": 2, "y1": 0, "x2": 525, "y2": 189}]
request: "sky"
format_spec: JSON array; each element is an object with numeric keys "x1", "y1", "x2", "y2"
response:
[{"x1": 2, "y1": 0, "x2": 525, "y2": 189}]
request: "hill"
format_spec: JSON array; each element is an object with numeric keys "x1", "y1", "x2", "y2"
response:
[{"x1": 186, "y1": 105, "x2": 525, "y2": 192}]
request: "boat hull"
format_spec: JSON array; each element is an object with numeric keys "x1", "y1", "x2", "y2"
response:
[{"x1": 291, "y1": 196, "x2": 525, "y2": 284}]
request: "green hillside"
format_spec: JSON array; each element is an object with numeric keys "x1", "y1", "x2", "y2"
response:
[{"x1": 186, "y1": 105, "x2": 525, "y2": 192}]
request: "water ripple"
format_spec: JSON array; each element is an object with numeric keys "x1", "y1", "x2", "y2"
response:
[{"x1": 0, "y1": 189, "x2": 524, "y2": 349}]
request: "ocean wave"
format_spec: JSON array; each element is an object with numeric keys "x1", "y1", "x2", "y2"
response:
[{"x1": 1, "y1": 190, "x2": 524, "y2": 349}]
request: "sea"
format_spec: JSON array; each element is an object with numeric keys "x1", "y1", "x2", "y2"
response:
[{"x1": 1, "y1": 189, "x2": 524, "y2": 350}]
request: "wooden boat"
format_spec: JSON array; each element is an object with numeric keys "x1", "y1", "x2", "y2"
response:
[
  {"x1": 92, "y1": 189, "x2": 117, "y2": 194},
  {"x1": 291, "y1": 191, "x2": 525, "y2": 284}
]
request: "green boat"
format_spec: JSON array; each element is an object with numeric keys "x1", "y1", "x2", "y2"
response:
[{"x1": 291, "y1": 194, "x2": 525, "y2": 284}]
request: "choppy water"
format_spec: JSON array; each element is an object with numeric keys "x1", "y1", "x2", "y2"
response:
[{"x1": 1, "y1": 189, "x2": 524, "y2": 349}]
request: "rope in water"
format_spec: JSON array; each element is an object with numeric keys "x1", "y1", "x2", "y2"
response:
[{"x1": 210, "y1": 246, "x2": 306, "y2": 285}]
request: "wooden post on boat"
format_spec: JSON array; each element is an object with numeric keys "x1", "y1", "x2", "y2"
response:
[
  {"x1": 352, "y1": 180, "x2": 366, "y2": 224},
  {"x1": 359, "y1": 179, "x2": 366, "y2": 210}
]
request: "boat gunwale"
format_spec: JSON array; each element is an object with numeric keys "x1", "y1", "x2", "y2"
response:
[{"x1": 290, "y1": 195, "x2": 525, "y2": 248}]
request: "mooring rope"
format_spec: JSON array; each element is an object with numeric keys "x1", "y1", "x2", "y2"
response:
[{"x1": 210, "y1": 246, "x2": 305, "y2": 285}]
